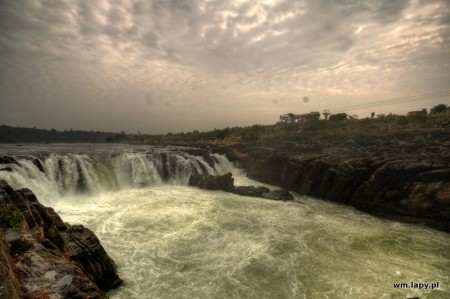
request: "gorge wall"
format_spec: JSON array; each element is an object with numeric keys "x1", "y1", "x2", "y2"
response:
[{"x1": 220, "y1": 129, "x2": 450, "y2": 232}]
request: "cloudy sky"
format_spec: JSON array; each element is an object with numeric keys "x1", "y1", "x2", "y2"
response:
[{"x1": 1, "y1": 0, "x2": 449, "y2": 134}]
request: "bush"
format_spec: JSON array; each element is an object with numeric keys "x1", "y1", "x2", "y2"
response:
[
  {"x1": 409, "y1": 113, "x2": 427, "y2": 124},
  {"x1": 303, "y1": 120, "x2": 329, "y2": 132},
  {"x1": 396, "y1": 116, "x2": 409, "y2": 126}
]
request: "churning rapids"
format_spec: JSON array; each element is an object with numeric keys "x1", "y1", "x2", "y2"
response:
[{"x1": 1, "y1": 144, "x2": 449, "y2": 299}]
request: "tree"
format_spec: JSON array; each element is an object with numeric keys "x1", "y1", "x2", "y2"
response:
[
  {"x1": 431, "y1": 104, "x2": 447, "y2": 114},
  {"x1": 329, "y1": 113, "x2": 347, "y2": 122},
  {"x1": 216, "y1": 127, "x2": 231, "y2": 139}
]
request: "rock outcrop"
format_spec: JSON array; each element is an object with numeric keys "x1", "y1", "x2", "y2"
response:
[
  {"x1": 188, "y1": 172, "x2": 294, "y2": 201},
  {"x1": 217, "y1": 129, "x2": 450, "y2": 232},
  {"x1": 0, "y1": 180, "x2": 122, "y2": 298},
  {"x1": 189, "y1": 172, "x2": 235, "y2": 191}
]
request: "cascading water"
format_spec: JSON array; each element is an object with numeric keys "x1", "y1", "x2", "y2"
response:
[
  {"x1": 112, "y1": 152, "x2": 163, "y2": 188},
  {"x1": 0, "y1": 146, "x2": 232, "y2": 202},
  {"x1": 1, "y1": 144, "x2": 449, "y2": 299}
]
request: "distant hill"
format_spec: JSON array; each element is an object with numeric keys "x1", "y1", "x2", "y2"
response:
[{"x1": 0, "y1": 125, "x2": 117, "y2": 143}]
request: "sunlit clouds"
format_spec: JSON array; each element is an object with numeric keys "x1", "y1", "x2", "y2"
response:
[{"x1": 0, "y1": 0, "x2": 449, "y2": 133}]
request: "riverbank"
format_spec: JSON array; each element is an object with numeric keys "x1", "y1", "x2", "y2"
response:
[{"x1": 214, "y1": 129, "x2": 450, "y2": 233}]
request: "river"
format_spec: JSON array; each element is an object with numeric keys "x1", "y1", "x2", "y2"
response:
[{"x1": 1, "y1": 144, "x2": 449, "y2": 298}]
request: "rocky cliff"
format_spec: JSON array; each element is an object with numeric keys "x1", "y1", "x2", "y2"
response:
[
  {"x1": 218, "y1": 129, "x2": 450, "y2": 232},
  {"x1": 0, "y1": 180, "x2": 122, "y2": 298}
]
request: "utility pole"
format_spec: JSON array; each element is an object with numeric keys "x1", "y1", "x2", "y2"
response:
[{"x1": 322, "y1": 110, "x2": 331, "y2": 120}]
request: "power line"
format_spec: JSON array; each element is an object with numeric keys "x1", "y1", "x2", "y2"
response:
[
  {"x1": 344, "y1": 92, "x2": 450, "y2": 111},
  {"x1": 332, "y1": 90, "x2": 450, "y2": 110},
  {"x1": 329, "y1": 90, "x2": 450, "y2": 113}
]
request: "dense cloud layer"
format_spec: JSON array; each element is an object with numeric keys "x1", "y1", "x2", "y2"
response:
[{"x1": 1, "y1": 0, "x2": 449, "y2": 133}]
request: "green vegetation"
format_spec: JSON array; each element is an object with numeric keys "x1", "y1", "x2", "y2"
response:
[{"x1": 0, "y1": 206, "x2": 25, "y2": 230}]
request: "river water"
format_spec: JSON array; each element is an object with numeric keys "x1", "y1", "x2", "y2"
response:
[{"x1": 1, "y1": 144, "x2": 449, "y2": 299}]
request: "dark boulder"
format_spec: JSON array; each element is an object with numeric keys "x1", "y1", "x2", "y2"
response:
[
  {"x1": 188, "y1": 173, "x2": 206, "y2": 187},
  {"x1": 197, "y1": 172, "x2": 235, "y2": 191},
  {"x1": 232, "y1": 186, "x2": 270, "y2": 197},
  {"x1": 188, "y1": 173, "x2": 294, "y2": 201}
]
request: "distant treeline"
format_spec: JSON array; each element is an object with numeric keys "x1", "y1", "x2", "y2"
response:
[
  {"x1": 127, "y1": 107, "x2": 450, "y2": 146},
  {"x1": 0, "y1": 125, "x2": 118, "y2": 143}
]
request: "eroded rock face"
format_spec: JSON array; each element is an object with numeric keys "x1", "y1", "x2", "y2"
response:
[
  {"x1": 61, "y1": 225, "x2": 122, "y2": 291},
  {"x1": 350, "y1": 161, "x2": 450, "y2": 231},
  {"x1": 224, "y1": 132, "x2": 450, "y2": 232},
  {"x1": 4, "y1": 230, "x2": 108, "y2": 299},
  {"x1": 0, "y1": 180, "x2": 122, "y2": 298}
]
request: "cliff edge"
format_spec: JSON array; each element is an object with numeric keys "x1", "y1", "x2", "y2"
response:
[
  {"x1": 0, "y1": 180, "x2": 122, "y2": 298},
  {"x1": 218, "y1": 129, "x2": 450, "y2": 232}
]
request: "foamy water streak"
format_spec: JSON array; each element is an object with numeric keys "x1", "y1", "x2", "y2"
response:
[
  {"x1": 0, "y1": 145, "x2": 233, "y2": 202},
  {"x1": 54, "y1": 187, "x2": 450, "y2": 299}
]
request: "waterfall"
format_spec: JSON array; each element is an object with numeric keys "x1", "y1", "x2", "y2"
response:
[
  {"x1": 0, "y1": 148, "x2": 235, "y2": 201},
  {"x1": 112, "y1": 152, "x2": 162, "y2": 188}
]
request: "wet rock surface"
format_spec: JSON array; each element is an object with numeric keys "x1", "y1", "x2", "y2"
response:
[
  {"x1": 189, "y1": 172, "x2": 294, "y2": 201},
  {"x1": 0, "y1": 180, "x2": 122, "y2": 298}
]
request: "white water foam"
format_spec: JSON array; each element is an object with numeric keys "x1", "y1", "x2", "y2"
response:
[
  {"x1": 2, "y1": 145, "x2": 449, "y2": 298},
  {"x1": 54, "y1": 186, "x2": 450, "y2": 299}
]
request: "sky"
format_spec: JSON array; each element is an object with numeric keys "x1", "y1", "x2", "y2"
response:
[{"x1": 0, "y1": 0, "x2": 449, "y2": 134}]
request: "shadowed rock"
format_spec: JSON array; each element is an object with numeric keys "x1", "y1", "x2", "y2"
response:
[
  {"x1": 189, "y1": 172, "x2": 235, "y2": 191},
  {"x1": 223, "y1": 130, "x2": 450, "y2": 232},
  {"x1": 0, "y1": 156, "x2": 20, "y2": 166},
  {"x1": 188, "y1": 173, "x2": 294, "y2": 201},
  {"x1": 233, "y1": 186, "x2": 269, "y2": 197},
  {"x1": 188, "y1": 173, "x2": 206, "y2": 187},
  {"x1": 0, "y1": 180, "x2": 122, "y2": 298},
  {"x1": 261, "y1": 189, "x2": 294, "y2": 201}
]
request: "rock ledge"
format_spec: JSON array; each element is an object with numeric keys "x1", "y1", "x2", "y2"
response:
[{"x1": 0, "y1": 180, "x2": 122, "y2": 298}]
